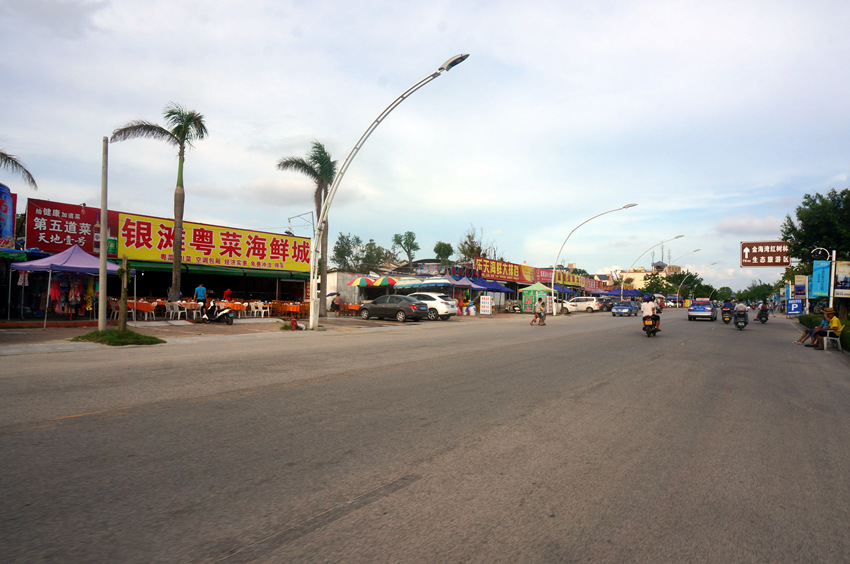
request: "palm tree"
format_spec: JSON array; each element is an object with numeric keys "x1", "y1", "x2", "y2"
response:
[
  {"x1": 111, "y1": 103, "x2": 208, "y2": 302},
  {"x1": 277, "y1": 142, "x2": 337, "y2": 317},
  {"x1": 0, "y1": 150, "x2": 38, "y2": 189}
]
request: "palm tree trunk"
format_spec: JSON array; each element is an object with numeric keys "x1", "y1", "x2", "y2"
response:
[{"x1": 171, "y1": 152, "x2": 185, "y2": 302}]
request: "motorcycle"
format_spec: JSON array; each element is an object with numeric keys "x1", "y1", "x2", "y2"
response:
[
  {"x1": 201, "y1": 300, "x2": 234, "y2": 325},
  {"x1": 756, "y1": 310, "x2": 769, "y2": 324},
  {"x1": 642, "y1": 315, "x2": 658, "y2": 337},
  {"x1": 734, "y1": 311, "x2": 748, "y2": 331},
  {"x1": 721, "y1": 307, "x2": 733, "y2": 324}
]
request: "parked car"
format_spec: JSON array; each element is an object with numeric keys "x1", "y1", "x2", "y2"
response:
[
  {"x1": 568, "y1": 296, "x2": 601, "y2": 313},
  {"x1": 687, "y1": 300, "x2": 717, "y2": 321},
  {"x1": 407, "y1": 292, "x2": 458, "y2": 320},
  {"x1": 359, "y1": 295, "x2": 428, "y2": 322},
  {"x1": 611, "y1": 300, "x2": 640, "y2": 316},
  {"x1": 597, "y1": 297, "x2": 614, "y2": 311}
]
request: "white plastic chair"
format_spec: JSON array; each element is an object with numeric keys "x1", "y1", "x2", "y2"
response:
[{"x1": 824, "y1": 324, "x2": 843, "y2": 352}]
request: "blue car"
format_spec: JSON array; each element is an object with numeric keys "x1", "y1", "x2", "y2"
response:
[
  {"x1": 688, "y1": 300, "x2": 717, "y2": 321},
  {"x1": 611, "y1": 300, "x2": 640, "y2": 316}
]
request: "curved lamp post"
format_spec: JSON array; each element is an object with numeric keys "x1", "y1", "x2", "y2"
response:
[
  {"x1": 549, "y1": 204, "x2": 637, "y2": 315},
  {"x1": 675, "y1": 261, "x2": 718, "y2": 303},
  {"x1": 620, "y1": 235, "x2": 684, "y2": 301},
  {"x1": 307, "y1": 54, "x2": 469, "y2": 330},
  {"x1": 665, "y1": 248, "x2": 700, "y2": 275}
]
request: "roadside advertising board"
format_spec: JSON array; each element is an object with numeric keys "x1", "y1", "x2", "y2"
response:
[
  {"x1": 835, "y1": 261, "x2": 850, "y2": 298},
  {"x1": 479, "y1": 295, "x2": 492, "y2": 315},
  {"x1": 810, "y1": 260, "x2": 831, "y2": 297},
  {"x1": 740, "y1": 241, "x2": 790, "y2": 268}
]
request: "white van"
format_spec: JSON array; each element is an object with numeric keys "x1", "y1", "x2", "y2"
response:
[{"x1": 568, "y1": 296, "x2": 601, "y2": 313}]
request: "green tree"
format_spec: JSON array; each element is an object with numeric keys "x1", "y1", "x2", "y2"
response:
[
  {"x1": 571, "y1": 267, "x2": 590, "y2": 276},
  {"x1": 111, "y1": 103, "x2": 208, "y2": 302},
  {"x1": 392, "y1": 231, "x2": 420, "y2": 269},
  {"x1": 736, "y1": 279, "x2": 776, "y2": 303},
  {"x1": 715, "y1": 286, "x2": 734, "y2": 301},
  {"x1": 277, "y1": 142, "x2": 338, "y2": 317},
  {"x1": 360, "y1": 239, "x2": 394, "y2": 273},
  {"x1": 456, "y1": 225, "x2": 504, "y2": 262},
  {"x1": 0, "y1": 150, "x2": 38, "y2": 189},
  {"x1": 433, "y1": 241, "x2": 453, "y2": 264},
  {"x1": 781, "y1": 188, "x2": 850, "y2": 265},
  {"x1": 332, "y1": 232, "x2": 363, "y2": 272},
  {"x1": 642, "y1": 272, "x2": 672, "y2": 296}
]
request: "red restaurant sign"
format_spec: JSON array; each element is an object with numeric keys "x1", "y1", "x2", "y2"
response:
[{"x1": 25, "y1": 198, "x2": 119, "y2": 255}]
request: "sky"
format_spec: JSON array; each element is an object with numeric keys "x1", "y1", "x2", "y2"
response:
[{"x1": 3, "y1": 0, "x2": 850, "y2": 292}]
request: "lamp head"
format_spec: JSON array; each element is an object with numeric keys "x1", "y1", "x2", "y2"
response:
[
  {"x1": 439, "y1": 53, "x2": 469, "y2": 72},
  {"x1": 674, "y1": 234, "x2": 684, "y2": 239},
  {"x1": 622, "y1": 203, "x2": 638, "y2": 209}
]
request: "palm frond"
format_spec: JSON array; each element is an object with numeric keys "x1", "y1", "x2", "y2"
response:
[
  {"x1": 0, "y1": 150, "x2": 38, "y2": 190},
  {"x1": 110, "y1": 121, "x2": 178, "y2": 146},
  {"x1": 164, "y1": 102, "x2": 208, "y2": 149},
  {"x1": 276, "y1": 157, "x2": 320, "y2": 181}
]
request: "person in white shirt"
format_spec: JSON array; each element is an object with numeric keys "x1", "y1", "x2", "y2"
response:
[
  {"x1": 734, "y1": 299, "x2": 749, "y2": 324},
  {"x1": 641, "y1": 296, "x2": 660, "y2": 331}
]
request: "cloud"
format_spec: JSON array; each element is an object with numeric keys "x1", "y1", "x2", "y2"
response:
[{"x1": 714, "y1": 215, "x2": 785, "y2": 237}]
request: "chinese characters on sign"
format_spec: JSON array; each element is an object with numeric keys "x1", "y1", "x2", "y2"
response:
[
  {"x1": 26, "y1": 199, "x2": 100, "y2": 254},
  {"x1": 117, "y1": 213, "x2": 310, "y2": 272},
  {"x1": 740, "y1": 241, "x2": 790, "y2": 268}
]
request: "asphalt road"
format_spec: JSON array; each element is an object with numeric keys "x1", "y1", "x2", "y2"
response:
[{"x1": 2, "y1": 310, "x2": 849, "y2": 563}]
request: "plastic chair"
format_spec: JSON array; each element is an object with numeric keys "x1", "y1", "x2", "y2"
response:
[
  {"x1": 108, "y1": 300, "x2": 120, "y2": 320},
  {"x1": 824, "y1": 324, "x2": 843, "y2": 352}
]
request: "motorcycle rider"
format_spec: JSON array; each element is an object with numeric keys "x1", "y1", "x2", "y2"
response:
[
  {"x1": 733, "y1": 299, "x2": 749, "y2": 324},
  {"x1": 721, "y1": 297, "x2": 734, "y2": 321},
  {"x1": 757, "y1": 301, "x2": 769, "y2": 321},
  {"x1": 641, "y1": 295, "x2": 661, "y2": 332}
]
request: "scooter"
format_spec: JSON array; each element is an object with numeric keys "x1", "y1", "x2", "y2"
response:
[
  {"x1": 721, "y1": 307, "x2": 733, "y2": 324},
  {"x1": 201, "y1": 300, "x2": 234, "y2": 325},
  {"x1": 756, "y1": 310, "x2": 769, "y2": 324},
  {"x1": 642, "y1": 315, "x2": 658, "y2": 337},
  {"x1": 734, "y1": 311, "x2": 748, "y2": 331}
]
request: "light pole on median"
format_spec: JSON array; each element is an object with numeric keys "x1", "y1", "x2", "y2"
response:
[
  {"x1": 307, "y1": 54, "x2": 470, "y2": 330},
  {"x1": 667, "y1": 249, "x2": 700, "y2": 304},
  {"x1": 548, "y1": 203, "x2": 638, "y2": 315},
  {"x1": 620, "y1": 235, "x2": 684, "y2": 302},
  {"x1": 665, "y1": 248, "x2": 700, "y2": 275},
  {"x1": 675, "y1": 261, "x2": 718, "y2": 304}
]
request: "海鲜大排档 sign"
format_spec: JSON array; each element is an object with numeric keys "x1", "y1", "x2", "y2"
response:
[{"x1": 117, "y1": 213, "x2": 310, "y2": 272}]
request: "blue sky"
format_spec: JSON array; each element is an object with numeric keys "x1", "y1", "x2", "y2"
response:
[{"x1": 3, "y1": 0, "x2": 849, "y2": 291}]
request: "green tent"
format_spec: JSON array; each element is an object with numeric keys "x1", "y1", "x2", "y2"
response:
[{"x1": 520, "y1": 282, "x2": 551, "y2": 313}]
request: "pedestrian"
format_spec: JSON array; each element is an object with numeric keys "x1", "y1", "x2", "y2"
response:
[
  {"x1": 332, "y1": 294, "x2": 342, "y2": 316},
  {"x1": 194, "y1": 282, "x2": 207, "y2": 312},
  {"x1": 223, "y1": 288, "x2": 232, "y2": 301},
  {"x1": 537, "y1": 297, "x2": 546, "y2": 325},
  {"x1": 531, "y1": 298, "x2": 540, "y2": 325}
]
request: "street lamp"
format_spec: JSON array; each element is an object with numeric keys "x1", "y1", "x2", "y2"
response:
[
  {"x1": 675, "y1": 262, "x2": 718, "y2": 303},
  {"x1": 620, "y1": 235, "x2": 684, "y2": 301},
  {"x1": 307, "y1": 54, "x2": 469, "y2": 330},
  {"x1": 549, "y1": 204, "x2": 637, "y2": 315},
  {"x1": 665, "y1": 249, "x2": 700, "y2": 274}
]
